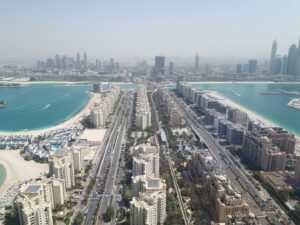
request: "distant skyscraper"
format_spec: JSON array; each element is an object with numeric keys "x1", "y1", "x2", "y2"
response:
[
  {"x1": 204, "y1": 63, "x2": 210, "y2": 75},
  {"x1": 269, "y1": 40, "x2": 277, "y2": 75},
  {"x1": 83, "y1": 52, "x2": 87, "y2": 70},
  {"x1": 281, "y1": 55, "x2": 288, "y2": 75},
  {"x1": 46, "y1": 58, "x2": 54, "y2": 70},
  {"x1": 61, "y1": 55, "x2": 67, "y2": 70},
  {"x1": 294, "y1": 40, "x2": 300, "y2": 77},
  {"x1": 274, "y1": 56, "x2": 282, "y2": 75},
  {"x1": 154, "y1": 56, "x2": 165, "y2": 75},
  {"x1": 286, "y1": 44, "x2": 297, "y2": 75},
  {"x1": 54, "y1": 54, "x2": 61, "y2": 69},
  {"x1": 110, "y1": 58, "x2": 115, "y2": 72},
  {"x1": 248, "y1": 59, "x2": 257, "y2": 74},
  {"x1": 168, "y1": 61, "x2": 174, "y2": 76},
  {"x1": 236, "y1": 64, "x2": 242, "y2": 74},
  {"x1": 76, "y1": 52, "x2": 81, "y2": 70},
  {"x1": 195, "y1": 54, "x2": 199, "y2": 72}
]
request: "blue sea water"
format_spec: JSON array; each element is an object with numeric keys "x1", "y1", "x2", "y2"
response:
[
  {"x1": 0, "y1": 83, "x2": 136, "y2": 132},
  {"x1": 189, "y1": 82, "x2": 300, "y2": 136}
]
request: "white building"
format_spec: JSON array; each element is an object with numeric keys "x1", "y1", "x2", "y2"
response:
[
  {"x1": 130, "y1": 190, "x2": 166, "y2": 225},
  {"x1": 72, "y1": 148, "x2": 83, "y2": 173},
  {"x1": 136, "y1": 85, "x2": 151, "y2": 130},
  {"x1": 15, "y1": 184, "x2": 54, "y2": 225},
  {"x1": 48, "y1": 149, "x2": 75, "y2": 189},
  {"x1": 132, "y1": 174, "x2": 166, "y2": 197}
]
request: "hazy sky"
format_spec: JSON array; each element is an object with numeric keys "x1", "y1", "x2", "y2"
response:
[{"x1": 1, "y1": 0, "x2": 300, "y2": 60}]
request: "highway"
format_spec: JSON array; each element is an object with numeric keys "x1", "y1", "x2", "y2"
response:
[
  {"x1": 169, "y1": 91, "x2": 293, "y2": 225},
  {"x1": 150, "y1": 89, "x2": 190, "y2": 225},
  {"x1": 83, "y1": 91, "x2": 131, "y2": 225},
  {"x1": 96, "y1": 91, "x2": 133, "y2": 224}
]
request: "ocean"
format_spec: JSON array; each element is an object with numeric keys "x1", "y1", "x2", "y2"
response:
[
  {"x1": 0, "y1": 82, "x2": 136, "y2": 187},
  {"x1": 188, "y1": 82, "x2": 300, "y2": 136}
]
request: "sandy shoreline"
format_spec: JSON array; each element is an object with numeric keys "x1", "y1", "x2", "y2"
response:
[
  {"x1": 0, "y1": 150, "x2": 49, "y2": 197},
  {"x1": 208, "y1": 91, "x2": 300, "y2": 154},
  {"x1": 0, "y1": 92, "x2": 99, "y2": 136},
  {"x1": 189, "y1": 81, "x2": 300, "y2": 84}
]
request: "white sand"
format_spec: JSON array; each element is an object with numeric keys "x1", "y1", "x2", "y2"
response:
[
  {"x1": 208, "y1": 91, "x2": 274, "y2": 126},
  {"x1": 0, "y1": 92, "x2": 100, "y2": 136},
  {"x1": 79, "y1": 128, "x2": 107, "y2": 142},
  {"x1": 0, "y1": 150, "x2": 49, "y2": 197},
  {"x1": 208, "y1": 91, "x2": 300, "y2": 153}
]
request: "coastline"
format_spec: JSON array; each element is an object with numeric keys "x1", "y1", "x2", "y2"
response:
[
  {"x1": 0, "y1": 91, "x2": 99, "y2": 136},
  {"x1": 208, "y1": 91, "x2": 300, "y2": 154},
  {"x1": 0, "y1": 150, "x2": 49, "y2": 197},
  {"x1": 189, "y1": 81, "x2": 300, "y2": 84}
]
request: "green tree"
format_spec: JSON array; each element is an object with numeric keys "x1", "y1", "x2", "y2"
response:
[{"x1": 104, "y1": 204, "x2": 114, "y2": 222}]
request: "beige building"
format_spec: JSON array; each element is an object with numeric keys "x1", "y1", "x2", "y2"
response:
[
  {"x1": 135, "y1": 85, "x2": 151, "y2": 130},
  {"x1": 49, "y1": 149, "x2": 75, "y2": 189},
  {"x1": 72, "y1": 148, "x2": 83, "y2": 173},
  {"x1": 132, "y1": 174, "x2": 166, "y2": 197},
  {"x1": 242, "y1": 133, "x2": 286, "y2": 171},
  {"x1": 130, "y1": 190, "x2": 166, "y2": 225},
  {"x1": 133, "y1": 144, "x2": 160, "y2": 177},
  {"x1": 295, "y1": 156, "x2": 300, "y2": 181},
  {"x1": 206, "y1": 174, "x2": 249, "y2": 222},
  {"x1": 90, "y1": 86, "x2": 120, "y2": 127},
  {"x1": 15, "y1": 184, "x2": 54, "y2": 225}
]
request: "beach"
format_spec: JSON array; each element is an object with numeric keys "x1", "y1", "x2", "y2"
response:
[
  {"x1": 208, "y1": 91, "x2": 300, "y2": 154},
  {"x1": 0, "y1": 150, "x2": 49, "y2": 197},
  {"x1": 0, "y1": 92, "x2": 100, "y2": 136}
]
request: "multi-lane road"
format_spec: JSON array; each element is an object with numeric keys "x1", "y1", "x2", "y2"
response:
[
  {"x1": 83, "y1": 91, "x2": 132, "y2": 225},
  {"x1": 169, "y1": 90, "x2": 293, "y2": 225}
]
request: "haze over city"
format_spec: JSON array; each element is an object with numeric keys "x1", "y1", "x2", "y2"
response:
[
  {"x1": 1, "y1": 1, "x2": 300, "y2": 225},
  {"x1": 1, "y1": 0, "x2": 300, "y2": 61}
]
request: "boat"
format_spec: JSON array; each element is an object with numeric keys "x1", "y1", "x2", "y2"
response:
[
  {"x1": 287, "y1": 98, "x2": 300, "y2": 110},
  {"x1": 0, "y1": 101, "x2": 7, "y2": 109}
]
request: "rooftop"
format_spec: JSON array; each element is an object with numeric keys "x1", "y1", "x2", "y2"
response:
[{"x1": 25, "y1": 184, "x2": 41, "y2": 194}]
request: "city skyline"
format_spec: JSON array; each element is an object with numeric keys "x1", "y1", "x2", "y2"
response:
[{"x1": 1, "y1": 0, "x2": 300, "y2": 61}]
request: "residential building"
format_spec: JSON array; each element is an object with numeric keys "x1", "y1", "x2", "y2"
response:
[{"x1": 48, "y1": 149, "x2": 75, "y2": 189}]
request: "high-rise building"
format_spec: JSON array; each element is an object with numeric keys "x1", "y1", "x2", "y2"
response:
[
  {"x1": 135, "y1": 85, "x2": 151, "y2": 130},
  {"x1": 61, "y1": 55, "x2": 67, "y2": 70},
  {"x1": 154, "y1": 56, "x2": 165, "y2": 75},
  {"x1": 130, "y1": 190, "x2": 166, "y2": 225},
  {"x1": 133, "y1": 144, "x2": 159, "y2": 177},
  {"x1": 132, "y1": 174, "x2": 166, "y2": 197},
  {"x1": 195, "y1": 54, "x2": 200, "y2": 72},
  {"x1": 286, "y1": 44, "x2": 297, "y2": 75},
  {"x1": 295, "y1": 157, "x2": 300, "y2": 182},
  {"x1": 76, "y1": 52, "x2": 81, "y2": 70},
  {"x1": 15, "y1": 183, "x2": 54, "y2": 225},
  {"x1": 269, "y1": 40, "x2": 277, "y2": 75},
  {"x1": 168, "y1": 61, "x2": 174, "y2": 76},
  {"x1": 83, "y1": 52, "x2": 87, "y2": 70},
  {"x1": 206, "y1": 174, "x2": 249, "y2": 222},
  {"x1": 294, "y1": 40, "x2": 300, "y2": 77},
  {"x1": 281, "y1": 55, "x2": 288, "y2": 75},
  {"x1": 48, "y1": 149, "x2": 75, "y2": 189},
  {"x1": 46, "y1": 58, "x2": 55, "y2": 70},
  {"x1": 236, "y1": 64, "x2": 242, "y2": 74},
  {"x1": 72, "y1": 148, "x2": 83, "y2": 173},
  {"x1": 110, "y1": 58, "x2": 115, "y2": 72},
  {"x1": 248, "y1": 59, "x2": 257, "y2": 74},
  {"x1": 242, "y1": 132, "x2": 286, "y2": 171},
  {"x1": 54, "y1": 54, "x2": 61, "y2": 69},
  {"x1": 205, "y1": 63, "x2": 210, "y2": 75}
]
